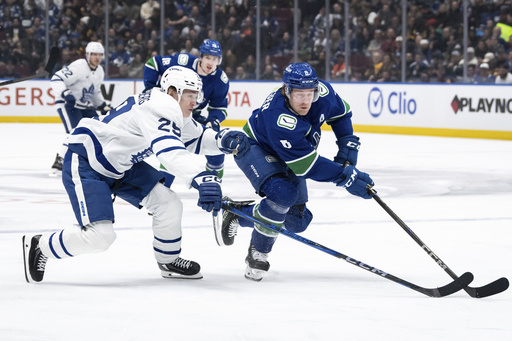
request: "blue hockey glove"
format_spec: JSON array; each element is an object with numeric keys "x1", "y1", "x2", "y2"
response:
[
  {"x1": 334, "y1": 165, "x2": 375, "y2": 199},
  {"x1": 334, "y1": 135, "x2": 360, "y2": 167},
  {"x1": 98, "y1": 102, "x2": 112, "y2": 115},
  {"x1": 193, "y1": 111, "x2": 207, "y2": 125},
  {"x1": 62, "y1": 90, "x2": 75, "y2": 108},
  {"x1": 191, "y1": 171, "x2": 222, "y2": 216},
  {"x1": 216, "y1": 129, "x2": 250, "y2": 157},
  {"x1": 205, "y1": 116, "x2": 221, "y2": 132}
]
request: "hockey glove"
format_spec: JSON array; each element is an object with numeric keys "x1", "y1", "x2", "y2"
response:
[
  {"x1": 216, "y1": 129, "x2": 250, "y2": 157},
  {"x1": 334, "y1": 135, "x2": 360, "y2": 167},
  {"x1": 193, "y1": 111, "x2": 208, "y2": 125},
  {"x1": 205, "y1": 116, "x2": 221, "y2": 132},
  {"x1": 334, "y1": 165, "x2": 375, "y2": 199},
  {"x1": 98, "y1": 102, "x2": 112, "y2": 115},
  {"x1": 62, "y1": 90, "x2": 75, "y2": 108},
  {"x1": 191, "y1": 171, "x2": 222, "y2": 216}
]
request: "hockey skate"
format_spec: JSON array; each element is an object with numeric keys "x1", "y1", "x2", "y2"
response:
[
  {"x1": 215, "y1": 197, "x2": 254, "y2": 246},
  {"x1": 158, "y1": 257, "x2": 203, "y2": 279},
  {"x1": 49, "y1": 153, "x2": 63, "y2": 177},
  {"x1": 245, "y1": 244, "x2": 270, "y2": 282},
  {"x1": 22, "y1": 235, "x2": 48, "y2": 283}
]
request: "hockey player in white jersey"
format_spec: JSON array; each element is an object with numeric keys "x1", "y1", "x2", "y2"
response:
[
  {"x1": 22, "y1": 66, "x2": 250, "y2": 282},
  {"x1": 49, "y1": 42, "x2": 111, "y2": 175}
]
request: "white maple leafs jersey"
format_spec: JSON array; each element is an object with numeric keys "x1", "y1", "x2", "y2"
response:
[
  {"x1": 66, "y1": 88, "x2": 222, "y2": 186},
  {"x1": 51, "y1": 59, "x2": 106, "y2": 108}
]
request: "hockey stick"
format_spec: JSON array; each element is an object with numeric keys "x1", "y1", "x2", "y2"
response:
[
  {"x1": 0, "y1": 47, "x2": 60, "y2": 87},
  {"x1": 222, "y1": 200, "x2": 473, "y2": 298},
  {"x1": 367, "y1": 186, "x2": 509, "y2": 298}
]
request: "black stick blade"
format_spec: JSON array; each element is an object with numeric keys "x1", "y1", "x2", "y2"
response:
[
  {"x1": 44, "y1": 47, "x2": 61, "y2": 74},
  {"x1": 466, "y1": 277, "x2": 509, "y2": 298},
  {"x1": 431, "y1": 272, "x2": 474, "y2": 297}
]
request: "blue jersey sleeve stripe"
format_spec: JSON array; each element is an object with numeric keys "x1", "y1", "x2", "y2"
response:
[
  {"x1": 155, "y1": 146, "x2": 186, "y2": 157},
  {"x1": 151, "y1": 135, "x2": 182, "y2": 149},
  {"x1": 71, "y1": 127, "x2": 123, "y2": 176},
  {"x1": 51, "y1": 75, "x2": 64, "y2": 82}
]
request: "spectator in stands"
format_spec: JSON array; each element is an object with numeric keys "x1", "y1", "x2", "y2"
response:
[
  {"x1": 242, "y1": 54, "x2": 256, "y2": 79},
  {"x1": 275, "y1": 31, "x2": 294, "y2": 56},
  {"x1": 446, "y1": 49, "x2": 463, "y2": 79},
  {"x1": 381, "y1": 27, "x2": 397, "y2": 54},
  {"x1": 313, "y1": 29, "x2": 327, "y2": 57},
  {"x1": 367, "y1": 29, "x2": 383, "y2": 56},
  {"x1": 475, "y1": 62, "x2": 495, "y2": 84},
  {"x1": 235, "y1": 65, "x2": 248, "y2": 80},
  {"x1": 111, "y1": 40, "x2": 132, "y2": 67},
  {"x1": 365, "y1": 50, "x2": 385, "y2": 82},
  {"x1": 181, "y1": 39, "x2": 199, "y2": 56},
  {"x1": 140, "y1": 0, "x2": 159, "y2": 21},
  {"x1": 331, "y1": 51, "x2": 346, "y2": 80},
  {"x1": 408, "y1": 51, "x2": 431, "y2": 81},
  {"x1": 495, "y1": 61, "x2": 512, "y2": 83},
  {"x1": 482, "y1": 51, "x2": 497, "y2": 69},
  {"x1": 168, "y1": 5, "x2": 189, "y2": 32},
  {"x1": 0, "y1": 60, "x2": 21, "y2": 78},
  {"x1": 261, "y1": 63, "x2": 279, "y2": 80}
]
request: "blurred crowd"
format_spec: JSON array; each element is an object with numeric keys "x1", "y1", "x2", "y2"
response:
[{"x1": 2, "y1": 0, "x2": 512, "y2": 83}]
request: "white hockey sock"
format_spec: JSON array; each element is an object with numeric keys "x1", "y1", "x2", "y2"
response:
[
  {"x1": 141, "y1": 183, "x2": 183, "y2": 264},
  {"x1": 39, "y1": 220, "x2": 116, "y2": 259}
]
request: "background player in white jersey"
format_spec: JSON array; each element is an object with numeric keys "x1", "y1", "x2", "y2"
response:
[
  {"x1": 49, "y1": 42, "x2": 111, "y2": 175},
  {"x1": 144, "y1": 39, "x2": 229, "y2": 180},
  {"x1": 220, "y1": 63, "x2": 374, "y2": 281},
  {"x1": 23, "y1": 66, "x2": 250, "y2": 283}
]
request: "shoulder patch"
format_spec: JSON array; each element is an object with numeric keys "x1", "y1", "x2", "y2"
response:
[
  {"x1": 221, "y1": 71, "x2": 229, "y2": 84},
  {"x1": 177, "y1": 54, "x2": 189, "y2": 66},
  {"x1": 277, "y1": 114, "x2": 297, "y2": 130},
  {"x1": 319, "y1": 82, "x2": 329, "y2": 97}
]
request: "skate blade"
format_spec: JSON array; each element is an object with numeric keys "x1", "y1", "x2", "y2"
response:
[
  {"x1": 49, "y1": 169, "x2": 62, "y2": 177},
  {"x1": 212, "y1": 212, "x2": 224, "y2": 246},
  {"x1": 244, "y1": 266, "x2": 266, "y2": 282},
  {"x1": 160, "y1": 271, "x2": 203, "y2": 280},
  {"x1": 22, "y1": 236, "x2": 34, "y2": 284}
]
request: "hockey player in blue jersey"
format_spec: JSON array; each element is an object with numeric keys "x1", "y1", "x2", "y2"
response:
[
  {"x1": 144, "y1": 39, "x2": 229, "y2": 179},
  {"x1": 219, "y1": 62, "x2": 375, "y2": 281},
  {"x1": 22, "y1": 66, "x2": 249, "y2": 283}
]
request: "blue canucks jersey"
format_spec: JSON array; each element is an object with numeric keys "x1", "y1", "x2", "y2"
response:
[
  {"x1": 242, "y1": 81, "x2": 354, "y2": 183},
  {"x1": 144, "y1": 53, "x2": 229, "y2": 122}
]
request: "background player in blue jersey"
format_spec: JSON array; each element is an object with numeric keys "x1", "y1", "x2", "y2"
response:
[
  {"x1": 219, "y1": 62, "x2": 375, "y2": 281},
  {"x1": 23, "y1": 66, "x2": 249, "y2": 283},
  {"x1": 144, "y1": 39, "x2": 229, "y2": 179}
]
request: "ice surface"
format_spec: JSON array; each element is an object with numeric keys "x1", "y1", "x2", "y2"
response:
[{"x1": 0, "y1": 124, "x2": 511, "y2": 340}]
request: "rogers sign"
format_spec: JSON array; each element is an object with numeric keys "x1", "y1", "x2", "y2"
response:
[{"x1": 451, "y1": 95, "x2": 512, "y2": 114}]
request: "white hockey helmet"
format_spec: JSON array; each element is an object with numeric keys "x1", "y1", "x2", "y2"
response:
[
  {"x1": 85, "y1": 42, "x2": 104, "y2": 59},
  {"x1": 160, "y1": 66, "x2": 203, "y2": 102}
]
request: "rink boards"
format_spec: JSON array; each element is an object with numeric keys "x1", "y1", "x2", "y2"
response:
[{"x1": 0, "y1": 79, "x2": 511, "y2": 140}]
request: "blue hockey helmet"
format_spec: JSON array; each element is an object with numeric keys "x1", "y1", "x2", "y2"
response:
[
  {"x1": 282, "y1": 62, "x2": 320, "y2": 102},
  {"x1": 200, "y1": 39, "x2": 222, "y2": 63}
]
